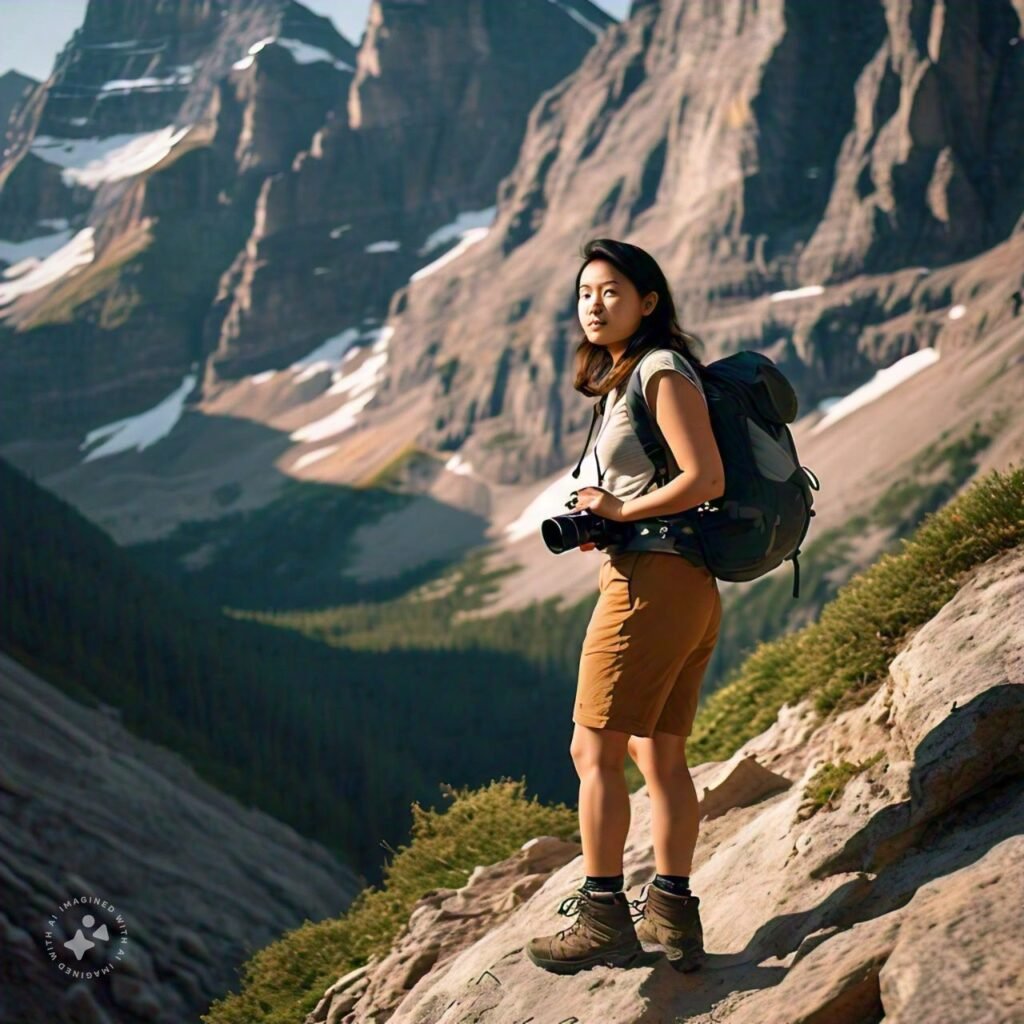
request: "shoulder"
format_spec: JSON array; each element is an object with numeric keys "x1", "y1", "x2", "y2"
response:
[{"x1": 638, "y1": 347, "x2": 703, "y2": 395}]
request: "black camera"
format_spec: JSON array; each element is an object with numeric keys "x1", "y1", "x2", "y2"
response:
[{"x1": 540, "y1": 509, "x2": 635, "y2": 554}]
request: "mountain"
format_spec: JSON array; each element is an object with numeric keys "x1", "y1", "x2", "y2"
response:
[
  {"x1": 0, "y1": 0, "x2": 1019, "y2": 720},
  {"x1": 0, "y1": 647, "x2": 359, "y2": 1024},
  {"x1": 0, "y1": 0, "x2": 611, "y2": 435}
]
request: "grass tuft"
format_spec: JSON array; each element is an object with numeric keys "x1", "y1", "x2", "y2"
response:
[
  {"x1": 798, "y1": 751, "x2": 886, "y2": 819},
  {"x1": 201, "y1": 778, "x2": 576, "y2": 1024},
  {"x1": 688, "y1": 465, "x2": 1024, "y2": 763}
]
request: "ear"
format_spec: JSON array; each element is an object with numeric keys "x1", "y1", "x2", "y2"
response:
[{"x1": 642, "y1": 291, "x2": 659, "y2": 315}]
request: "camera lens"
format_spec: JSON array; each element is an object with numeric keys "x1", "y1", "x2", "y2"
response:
[{"x1": 541, "y1": 514, "x2": 583, "y2": 553}]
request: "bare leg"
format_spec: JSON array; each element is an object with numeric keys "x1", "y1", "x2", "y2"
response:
[
  {"x1": 628, "y1": 731, "x2": 699, "y2": 875},
  {"x1": 570, "y1": 723, "x2": 632, "y2": 876}
]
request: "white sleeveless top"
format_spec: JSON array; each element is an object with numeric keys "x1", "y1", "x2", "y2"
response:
[{"x1": 592, "y1": 347, "x2": 707, "y2": 503}]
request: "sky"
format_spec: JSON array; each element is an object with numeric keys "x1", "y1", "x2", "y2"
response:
[{"x1": 0, "y1": 0, "x2": 631, "y2": 81}]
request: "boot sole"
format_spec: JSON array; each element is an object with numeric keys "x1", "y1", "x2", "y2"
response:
[
  {"x1": 526, "y1": 943, "x2": 641, "y2": 975},
  {"x1": 639, "y1": 938, "x2": 705, "y2": 973}
]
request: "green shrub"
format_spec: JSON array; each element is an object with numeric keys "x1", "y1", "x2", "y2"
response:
[
  {"x1": 202, "y1": 778, "x2": 577, "y2": 1024},
  {"x1": 689, "y1": 466, "x2": 1024, "y2": 763},
  {"x1": 798, "y1": 751, "x2": 885, "y2": 819}
]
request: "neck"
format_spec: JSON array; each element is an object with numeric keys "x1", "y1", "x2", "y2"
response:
[{"x1": 607, "y1": 341, "x2": 628, "y2": 366}]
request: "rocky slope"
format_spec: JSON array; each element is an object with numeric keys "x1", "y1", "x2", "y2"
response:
[
  {"x1": 305, "y1": 542, "x2": 1024, "y2": 1024},
  {"x1": 0, "y1": 648, "x2": 361, "y2": 1024}
]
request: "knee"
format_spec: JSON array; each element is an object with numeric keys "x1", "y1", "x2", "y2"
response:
[
  {"x1": 638, "y1": 749, "x2": 691, "y2": 789},
  {"x1": 570, "y1": 740, "x2": 625, "y2": 775}
]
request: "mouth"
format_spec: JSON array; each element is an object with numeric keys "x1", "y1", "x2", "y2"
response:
[{"x1": 589, "y1": 321, "x2": 604, "y2": 328}]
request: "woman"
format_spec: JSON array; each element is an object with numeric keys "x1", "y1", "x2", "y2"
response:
[{"x1": 527, "y1": 238, "x2": 725, "y2": 975}]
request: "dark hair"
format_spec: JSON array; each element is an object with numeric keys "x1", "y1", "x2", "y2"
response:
[{"x1": 571, "y1": 238, "x2": 706, "y2": 401}]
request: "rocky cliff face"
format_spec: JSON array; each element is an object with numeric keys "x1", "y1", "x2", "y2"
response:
[
  {"x1": 0, "y1": 0, "x2": 359, "y2": 435},
  {"x1": 306, "y1": 543, "x2": 1024, "y2": 1024},
  {"x1": 0, "y1": 649, "x2": 360, "y2": 1024},
  {"x1": 361, "y1": 0, "x2": 1024, "y2": 487},
  {"x1": 0, "y1": 71, "x2": 36, "y2": 141},
  {"x1": 204, "y1": 0, "x2": 614, "y2": 379},
  {"x1": 0, "y1": 0, "x2": 610, "y2": 436}
]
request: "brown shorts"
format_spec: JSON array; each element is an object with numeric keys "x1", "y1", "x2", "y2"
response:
[{"x1": 573, "y1": 550, "x2": 722, "y2": 738}]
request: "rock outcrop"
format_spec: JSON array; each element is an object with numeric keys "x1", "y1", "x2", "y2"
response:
[
  {"x1": 203, "y1": 0, "x2": 612, "y2": 381},
  {"x1": 0, "y1": 648, "x2": 361, "y2": 1024},
  {"x1": 306, "y1": 542, "x2": 1024, "y2": 1024}
]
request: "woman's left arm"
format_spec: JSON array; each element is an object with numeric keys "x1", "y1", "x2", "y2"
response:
[{"x1": 616, "y1": 369, "x2": 725, "y2": 522}]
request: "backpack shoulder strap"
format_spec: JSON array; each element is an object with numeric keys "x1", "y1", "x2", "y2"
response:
[{"x1": 625, "y1": 354, "x2": 672, "y2": 490}]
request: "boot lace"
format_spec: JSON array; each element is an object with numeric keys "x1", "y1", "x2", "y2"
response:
[
  {"x1": 555, "y1": 893, "x2": 585, "y2": 939},
  {"x1": 627, "y1": 883, "x2": 650, "y2": 924},
  {"x1": 555, "y1": 886, "x2": 650, "y2": 938}
]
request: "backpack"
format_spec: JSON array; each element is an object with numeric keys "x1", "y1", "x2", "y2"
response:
[{"x1": 575, "y1": 349, "x2": 821, "y2": 598}]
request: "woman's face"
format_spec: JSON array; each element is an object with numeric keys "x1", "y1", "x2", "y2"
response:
[{"x1": 577, "y1": 259, "x2": 657, "y2": 359}]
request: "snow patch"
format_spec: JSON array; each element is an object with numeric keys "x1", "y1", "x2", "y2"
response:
[
  {"x1": 411, "y1": 227, "x2": 490, "y2": 282},
  {"x1": 370, "y1": 326, "x2": 392, "y2": 354},
  {"x1": 289, "y1": 327, "x2": 392, "y2": 443},
  {"x1": 98, "y1": 68, "x2": 194, "y2": 95},
  {"x1": 86, "y1": 39, "x2": 144, "y2": 50},
  {"x1": 0, "y1": 228, "x2": 95, "y2": 307},
  {"x1": 290, "y1": 391, "x2": 376, "y2": 443},
  {"x1": 293, "y1": 444, "x2": 339, "y2": 470},
  {"x1": 810, "y1": 348, "x2": 941, "y2": 434},
  {"x1": 250, "y1": 370, "x2": 276, "y2": 385},
  {"x1": 290, "y1": 326, "x2": 362, "y2": 382},
  {"x1": 325, "y1": 349, "x2": 388, "y2": 397},
  {"x1": 236, "y1": 36, "x2": 353, "y2": 72},
  {"x1": 330, "y1": 224, "x2": 351, "y2": 239},
  {"x1": 948, "y1": 304, "x2": 967, "y2": 320},
  {"x1": 445, "y1": 454, "x2": 474, "y2": 477},
  {"x1": 0, "y1": 228, "x2": 74, "y2": 267},
  {"x1": 418, "y1": 206, "x2": 497, "y2": 256},
  {"x1": 769, "y1": 285, "x2": 825, "y2": 303},
  {"x1": 83, "y1": 39, "x2": 165, "y2": 54},
  {"x1": 79, "y1": 371, "x2": 197, "y2": 462},
  {"x1": 546, "y1": 0, "x2": 605, "y2": 36},
  {"x1": 31, "y1": 125, "x2": 191, "y2": 188},
  {"x1": 504, "y1": 464, "x2": 599, "y2": 544},
  {"x1": 365, "y1": 240, "x2": 400, "y2": 253},
  {"x1": 247, "y1": 36, "x2": 276, "y2": 56}
]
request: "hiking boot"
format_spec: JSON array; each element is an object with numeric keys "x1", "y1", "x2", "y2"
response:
[
  {"x1": 630, "y1": 882, "x2": 705, "y2": 972},
  {"x1": 526, "y1": 887, "x2": 641, "y2": 974}
]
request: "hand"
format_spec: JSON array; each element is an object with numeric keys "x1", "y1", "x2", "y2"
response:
[{"x1": 570, "y1": 485, "x2": 625, "y2": 522}]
